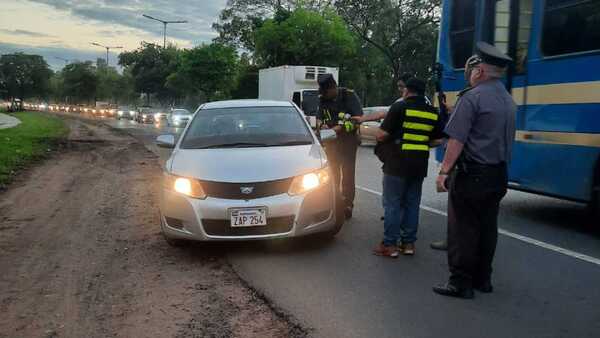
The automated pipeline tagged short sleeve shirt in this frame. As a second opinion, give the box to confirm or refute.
[445,80,517,164]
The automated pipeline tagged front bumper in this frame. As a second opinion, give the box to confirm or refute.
[160,183,339,241]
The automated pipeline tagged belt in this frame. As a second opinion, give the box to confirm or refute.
[455,159,507,175]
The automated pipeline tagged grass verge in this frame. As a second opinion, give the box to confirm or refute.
[0,112,68,187]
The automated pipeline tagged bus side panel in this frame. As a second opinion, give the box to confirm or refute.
[510,142,599,201]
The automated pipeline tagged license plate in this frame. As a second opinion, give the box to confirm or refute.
[230,208,267,227]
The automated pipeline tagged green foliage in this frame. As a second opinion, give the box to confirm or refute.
[118,43,180,106]
[336,0,440,87]
[254,9,356,67]
[61,61,98,104]
[175,43,239,101]
[0,112,68,186]
[0,53,53,101]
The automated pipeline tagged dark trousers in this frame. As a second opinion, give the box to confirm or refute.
[325,137,358,209]
[447,162,507,289]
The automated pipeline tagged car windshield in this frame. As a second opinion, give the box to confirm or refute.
[180,106,313,149]
[172,109,190,115]
[119,106,130,111]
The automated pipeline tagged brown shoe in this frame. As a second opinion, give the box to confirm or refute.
[373,242,399,258]
[399,243,415,256]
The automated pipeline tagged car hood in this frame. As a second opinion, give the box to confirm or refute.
[169,144,325,182]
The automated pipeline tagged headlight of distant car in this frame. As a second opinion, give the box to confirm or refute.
[129,110,135,115]
[154,113,161,119]
[164,174,206,199]
[118,110,123,115]
[143,114,148,118]
[288,167,330,196]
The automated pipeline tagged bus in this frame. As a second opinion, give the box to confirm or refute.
[436,0,600,217]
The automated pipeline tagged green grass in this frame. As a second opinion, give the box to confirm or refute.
[0,112,69,187]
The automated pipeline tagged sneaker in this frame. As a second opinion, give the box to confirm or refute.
[399,243,415,256]
[373,242,399,258]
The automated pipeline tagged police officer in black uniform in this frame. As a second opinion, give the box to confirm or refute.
[316,74,364,219]
[433,42,516,299]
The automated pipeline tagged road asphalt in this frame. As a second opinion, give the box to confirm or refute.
[104,117,600,338]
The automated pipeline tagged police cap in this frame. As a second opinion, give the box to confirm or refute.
[317,73,337,91]
[472,41,513,68]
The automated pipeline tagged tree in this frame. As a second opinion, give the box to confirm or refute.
[96,66,121,103]
[335,0,440,87]
[173,43,239,101]
[61,61,98,104]
[213,0,336,52]
[118,42,180,106]
[231,54,259,99]
[254,9,356,67]
[0,53,53,101]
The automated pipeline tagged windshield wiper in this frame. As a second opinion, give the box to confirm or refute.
[270,140,313,146]
[197,142,270,149]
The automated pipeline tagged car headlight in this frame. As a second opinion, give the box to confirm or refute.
[164,174,206,199]
[155,113,161,119]
[129,110,135,115]
[143,114,148,118]
[118,111,123,115]
[288,167,330,196]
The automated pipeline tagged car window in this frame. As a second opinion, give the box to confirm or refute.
[180,106,313,149]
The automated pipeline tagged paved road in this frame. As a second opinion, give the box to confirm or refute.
[103,116,600,338]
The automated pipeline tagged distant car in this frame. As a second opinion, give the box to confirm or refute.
[153,109,168,123]
[136,107,155,123]
[117,106,136,120]
[167,108,193,127]
[359,106,389,144]
[155,99,344,245]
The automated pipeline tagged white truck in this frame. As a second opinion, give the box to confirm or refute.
[258,65,339,120]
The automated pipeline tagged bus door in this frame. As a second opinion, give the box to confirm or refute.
[480,0,535,192]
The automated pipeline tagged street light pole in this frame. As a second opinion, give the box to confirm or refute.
[90,42,123,67]
[142,14,188,48]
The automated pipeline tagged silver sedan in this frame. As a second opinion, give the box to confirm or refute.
[156,100,344,245]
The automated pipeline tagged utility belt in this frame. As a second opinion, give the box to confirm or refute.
[455,156,507,175]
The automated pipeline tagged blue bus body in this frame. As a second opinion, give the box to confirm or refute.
[436,0,600,204]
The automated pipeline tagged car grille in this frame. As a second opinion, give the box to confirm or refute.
[202,216,295,236]
[199,178,293,200]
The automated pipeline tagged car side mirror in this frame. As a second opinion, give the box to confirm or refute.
[156,134,176,148]
[319,129,336,142]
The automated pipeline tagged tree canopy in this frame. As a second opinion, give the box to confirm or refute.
[0,53,52,101]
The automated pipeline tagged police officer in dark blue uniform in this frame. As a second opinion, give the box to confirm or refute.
[316,74,364,219]
[433,42,517,299]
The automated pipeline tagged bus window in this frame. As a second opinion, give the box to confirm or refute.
[542,0,600,57]
[450,0,476,68]
[516,0,533,73]
[494,0,533,73]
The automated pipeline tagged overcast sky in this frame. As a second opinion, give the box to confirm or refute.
[0,0,228,70]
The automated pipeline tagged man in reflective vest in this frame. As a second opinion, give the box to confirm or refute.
[372,78,445,258]
[316,73,364,219]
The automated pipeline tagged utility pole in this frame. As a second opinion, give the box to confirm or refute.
[90,42,123,67]
[142,14,187,48]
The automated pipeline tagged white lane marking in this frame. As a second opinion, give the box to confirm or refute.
[356,185,600,267]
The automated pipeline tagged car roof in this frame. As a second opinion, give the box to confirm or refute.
[201,99,294,110]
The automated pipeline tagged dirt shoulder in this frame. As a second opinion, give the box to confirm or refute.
[0,117,307,338]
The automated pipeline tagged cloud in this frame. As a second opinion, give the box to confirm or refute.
[0,42,123,71]
[0,29,56,38]
[28,0,226,44]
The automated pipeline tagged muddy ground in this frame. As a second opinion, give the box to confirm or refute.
[0,118,307,338]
